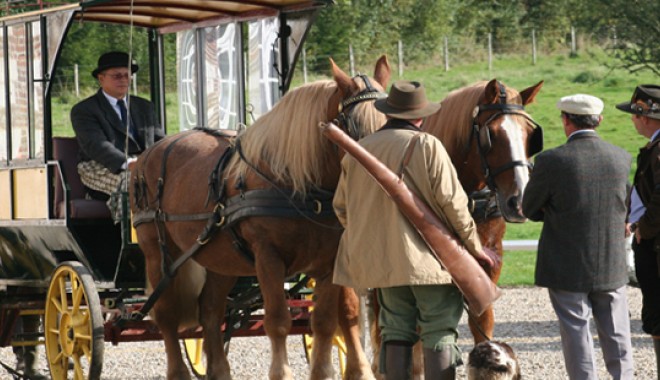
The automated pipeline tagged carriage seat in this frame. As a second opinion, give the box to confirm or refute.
[52,137,111,219]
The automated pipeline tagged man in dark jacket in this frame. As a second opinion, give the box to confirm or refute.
[621,84,660,377]
[71,51,164,206]
[523,94,634,379]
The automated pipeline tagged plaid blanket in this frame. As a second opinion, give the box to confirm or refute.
[77,160,130,222]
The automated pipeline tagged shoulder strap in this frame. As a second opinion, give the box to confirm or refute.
[398,133,422,179]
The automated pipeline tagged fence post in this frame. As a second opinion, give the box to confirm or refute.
[570,26,576,56]
[444,36,449,72]
[349,44,355,76]
[487,33,492,71]
[132,73,137,94]
[532,28,537,65]
[74,63,79,97]
[302,47,308,83]
[398,40,404,78]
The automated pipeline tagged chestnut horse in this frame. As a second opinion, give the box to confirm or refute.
[368,79,544,378]
[425,79,544,343]
[130,57,391,380]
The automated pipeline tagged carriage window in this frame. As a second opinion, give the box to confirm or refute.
[0,28,6,162]
[205,24,239,130]
[247,17,280,121]
[8,23,28,160]
[46,11,72,80]
[177,30,198,131]
[31,21,44,160]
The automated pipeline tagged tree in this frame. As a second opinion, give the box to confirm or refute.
[600,0,660,76]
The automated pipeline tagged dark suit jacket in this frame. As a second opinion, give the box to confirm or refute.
[522,131,632,292]
[71,89,164,173]
[633,137,660,240]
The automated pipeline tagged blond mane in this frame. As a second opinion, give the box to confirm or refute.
[226,78,385,194]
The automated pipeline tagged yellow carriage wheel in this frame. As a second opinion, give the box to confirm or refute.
[183,338,206,379]
[44,261,104,380]
[302,278,347,376]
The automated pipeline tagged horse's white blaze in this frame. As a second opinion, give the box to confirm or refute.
[501,115,530,191]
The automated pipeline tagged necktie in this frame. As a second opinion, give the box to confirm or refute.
[117,99,138,141]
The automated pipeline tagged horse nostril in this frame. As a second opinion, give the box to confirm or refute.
[507,196,521,211]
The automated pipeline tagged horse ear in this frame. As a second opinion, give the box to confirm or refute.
[373,55,391,89]
[484,79,500,104]
[330,58,355,95]
[520,80,544,106]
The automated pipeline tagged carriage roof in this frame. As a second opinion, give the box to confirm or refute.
[1,0,331,30]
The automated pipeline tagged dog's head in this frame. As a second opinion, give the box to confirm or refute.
[467,340,521,380]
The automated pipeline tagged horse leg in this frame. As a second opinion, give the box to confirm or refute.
[140,230,204,380]
[255,254,293,380]
[200,272,237,380]
[307,276,339,380]
[337,286,374,380]
[469,218,506,344]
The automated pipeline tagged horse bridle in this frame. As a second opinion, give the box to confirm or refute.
[335,74,387,140]
[470,81,543,191]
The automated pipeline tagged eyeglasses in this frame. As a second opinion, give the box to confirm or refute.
[103,73,130,81]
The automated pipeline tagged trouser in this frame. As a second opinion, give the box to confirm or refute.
[377,284,464,372]
[78,160,131,222]
[548,287,634,380]
[632,238,660,336]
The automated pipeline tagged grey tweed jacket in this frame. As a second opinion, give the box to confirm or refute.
[522,131,632,292]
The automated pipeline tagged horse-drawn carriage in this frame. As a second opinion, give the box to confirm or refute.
[0,0,548,379]
[0,1,351,379]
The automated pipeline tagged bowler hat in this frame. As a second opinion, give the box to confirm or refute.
[374,80,441,119]
[92,51,139,78]
[556,94,603,115]
[615,85,660,120]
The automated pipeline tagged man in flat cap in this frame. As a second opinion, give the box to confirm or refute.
[523,94,634,379]
[71,51,164,218]
[622,84,660,375]
[333,80,497,380]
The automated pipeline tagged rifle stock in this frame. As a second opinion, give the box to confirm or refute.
[321,121,500,316]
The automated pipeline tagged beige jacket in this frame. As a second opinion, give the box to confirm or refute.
[333,127,482,289]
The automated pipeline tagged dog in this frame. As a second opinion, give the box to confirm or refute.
[467,340,521,380]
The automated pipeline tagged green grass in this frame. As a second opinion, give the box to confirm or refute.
[324,47,655,286]
[499,251,536,286]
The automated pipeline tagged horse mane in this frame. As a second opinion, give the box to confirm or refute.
[424,81,525,158]
[226,78,384,194]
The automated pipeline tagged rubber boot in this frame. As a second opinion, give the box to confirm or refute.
[654,337,660,380]
[423,347,456,380]
[383,342,413,380]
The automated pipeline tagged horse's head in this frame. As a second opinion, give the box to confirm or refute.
[425,79,544,223]
[469,79,544,223]
[327,56,391,142]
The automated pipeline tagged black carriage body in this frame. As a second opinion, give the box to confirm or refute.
[0,0,328,357]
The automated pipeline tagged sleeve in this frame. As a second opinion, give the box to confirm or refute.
[522,153,551,221]
[71,102,126,173]
[424,136,483,257]
[638,148,660,239]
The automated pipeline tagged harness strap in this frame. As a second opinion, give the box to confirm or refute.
[129,239,205,321]
[132,209,214,227]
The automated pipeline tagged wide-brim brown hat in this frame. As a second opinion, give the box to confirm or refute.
[374,80,441,119]
[92,51,139,78]
[615,85,660,120]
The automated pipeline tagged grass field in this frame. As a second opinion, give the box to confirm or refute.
[395,48,654,286]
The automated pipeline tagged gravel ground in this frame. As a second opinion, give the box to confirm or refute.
[0,285,655,379]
